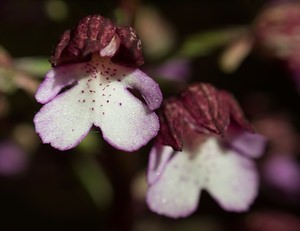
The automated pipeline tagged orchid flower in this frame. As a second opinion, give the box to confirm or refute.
[33,15,162,152]
[146,83,266,218]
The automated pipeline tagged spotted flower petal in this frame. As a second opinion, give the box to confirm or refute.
[93,66,162,151]
[35,62,86,104]
[34,83,93,150]
[34,57,162,151]
[147,138,259,218]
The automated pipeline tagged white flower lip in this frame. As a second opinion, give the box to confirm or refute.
[146,136,264,218]
[34,56,162,152]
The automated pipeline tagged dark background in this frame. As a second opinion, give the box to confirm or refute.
[0,0,299,230]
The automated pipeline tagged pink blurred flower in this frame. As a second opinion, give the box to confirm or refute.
[254,2,300,90]
[254,115,300,202]
[0,141,27,176]
[263,154,300,198]
[154,58,191,82]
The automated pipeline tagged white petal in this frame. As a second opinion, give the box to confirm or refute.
[201,138,259,212]
[123,69,163,111]
[90,60,162,151]
[147,144,174,185]
[93,84,160,151]
[34,84,92,150]
[35,62,86,104]
[146,137,260,218]
[146,147,201,218]
[230,132,266,158]
[35,56,162,152]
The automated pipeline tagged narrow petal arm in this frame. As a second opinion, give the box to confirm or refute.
[35,62,86,104]
[123,69,163,111]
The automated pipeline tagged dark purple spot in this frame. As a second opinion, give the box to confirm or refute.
[106,100,109,103]
[92,100,95,102]
[81,90,84,93]
[117,79,121,82]
[91,107,94,111]
[119,102,122,106]
[102,94,105,96]
[102,112,105,115]
[83,99,86,103]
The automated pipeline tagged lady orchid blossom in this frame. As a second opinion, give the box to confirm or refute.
[33,15,162,152]
[146,83,266,218]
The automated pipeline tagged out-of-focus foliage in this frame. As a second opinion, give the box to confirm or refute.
[177,27,248,58]
[13,57,50,77]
